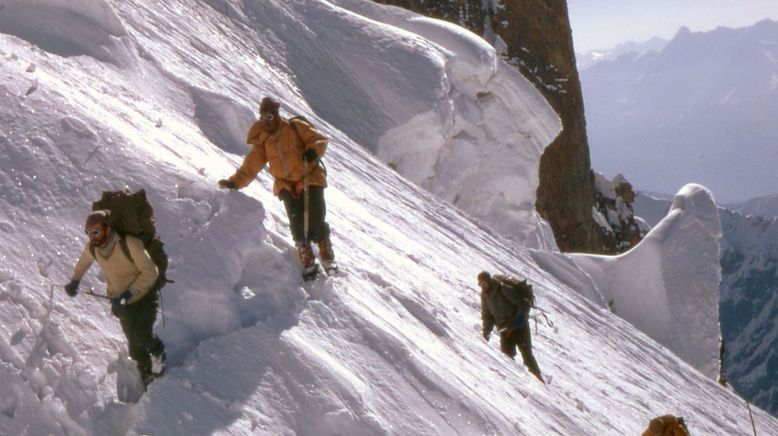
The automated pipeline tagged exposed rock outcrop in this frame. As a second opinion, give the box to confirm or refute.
[593,172,650,252]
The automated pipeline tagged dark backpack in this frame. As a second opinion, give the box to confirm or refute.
[493,274,535,308]
[90,189,169,287]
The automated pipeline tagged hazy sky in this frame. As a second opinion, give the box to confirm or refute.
[567,0,778,52]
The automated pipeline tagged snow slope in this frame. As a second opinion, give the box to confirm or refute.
[573,184,722,379]
[1,0,776,434]
[329,0,562,248]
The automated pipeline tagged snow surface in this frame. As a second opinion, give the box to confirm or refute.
[573,184,722,379]
[1,1,776,435]
[635,192,778,416]
[330,0,562,249]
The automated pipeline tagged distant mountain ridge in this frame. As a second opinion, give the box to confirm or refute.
[576,36,667,70]
[581,19,778,203]
[728,194,778,219]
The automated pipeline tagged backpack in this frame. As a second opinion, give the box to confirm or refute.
[90,188,169,287]
[642,415,690,436]
[493,274,535,308]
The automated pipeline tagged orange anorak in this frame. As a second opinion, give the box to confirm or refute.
[228,118,328,196]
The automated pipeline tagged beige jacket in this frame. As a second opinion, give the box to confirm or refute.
[228,118,328,196]
[71,234,159,304]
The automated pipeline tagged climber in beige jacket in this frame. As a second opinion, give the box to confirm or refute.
[64,210,165,386]
[70,227,158,304]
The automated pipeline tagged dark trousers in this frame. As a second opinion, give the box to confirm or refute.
[500,321,541,376]
[280,186,330,244]
[112,290,164,379]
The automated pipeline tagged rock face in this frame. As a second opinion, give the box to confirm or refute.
[593,173,650,252]
[374,0,614,253]
[719,209,778,416]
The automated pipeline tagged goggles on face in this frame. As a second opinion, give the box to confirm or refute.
[85,227,104,238]
[259,114,275,121]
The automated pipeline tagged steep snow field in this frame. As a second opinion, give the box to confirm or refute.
[1,0,776,434]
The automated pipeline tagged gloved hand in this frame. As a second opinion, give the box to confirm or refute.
[112,290,134,308]
[482,330,491,342]
[64,279,79,297]
[302,148,317,163]
[218,179,237,190]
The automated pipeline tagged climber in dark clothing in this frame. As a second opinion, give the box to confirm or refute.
[479,271,544,383]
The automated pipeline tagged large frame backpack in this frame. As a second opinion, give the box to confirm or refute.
[494,274,535,308]
[90,188,169,287]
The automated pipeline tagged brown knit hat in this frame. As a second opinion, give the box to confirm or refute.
[477,271,491,283]
[259,96,280,114]
[85,210,112,228]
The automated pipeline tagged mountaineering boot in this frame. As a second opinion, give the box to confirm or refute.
[297,243,319,281]
[317,237,338,275]
[151,349,166,378]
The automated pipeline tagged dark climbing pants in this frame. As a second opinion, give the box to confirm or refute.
[500,321,541,376]
[280,186,330,245]
[112,290,164,380]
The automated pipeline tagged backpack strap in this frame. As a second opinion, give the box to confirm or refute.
[119,235,134,264]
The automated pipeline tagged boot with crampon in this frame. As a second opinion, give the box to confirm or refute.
[297,243,319,281]
[317,237,339,275]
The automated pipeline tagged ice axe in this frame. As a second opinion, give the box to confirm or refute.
[83,289,112,300]
[303,158,310,243]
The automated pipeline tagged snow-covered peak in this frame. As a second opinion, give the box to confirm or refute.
[576,36,668,70]
[581,19,778,203]
[728,193,778,219]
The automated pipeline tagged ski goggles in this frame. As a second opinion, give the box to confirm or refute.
[259,114,275,121]
[84,227,104,238]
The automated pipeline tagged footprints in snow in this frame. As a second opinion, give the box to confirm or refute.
[361,269,451,340]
